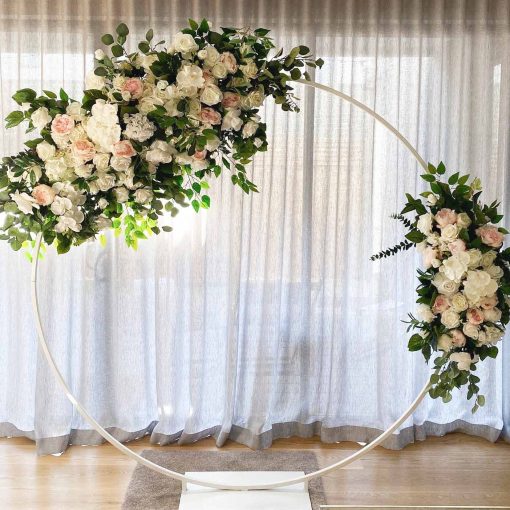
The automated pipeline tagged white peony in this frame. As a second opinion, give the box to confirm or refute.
[50,195,73,215]
[176,64,205,89]
[450,352,473,371]
[440,309,461,329]
[11,191,39,214]
[463,270,498,304]
[417,213,433,234]
[440,252,470,282]
[173,32,199,54]
[31,107,52,129]
[200,84,223,106]
[36,141,56,161]
[221,109,243,131]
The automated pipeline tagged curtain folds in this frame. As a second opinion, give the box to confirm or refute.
[0,0,509,455]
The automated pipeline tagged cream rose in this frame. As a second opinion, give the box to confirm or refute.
[200,84,223,106]
[438,334,453,351]
[221,109,243,131]
[134,187,153,204]
[463,270,498,303]
[416,304,434,323]
[484,307,502,323]
[212,62,228,79]
[456,212,472,228]
[440,223,459,243]
[113,186,130,203]
[173,32,199,54]
[440,309,461,329]
[432,272,460,296]
[486,264,504,280]
[176,64,205,89]
[463,322,479,339]
[450,352,473,371]
[467,249,482,268]
[451,292,469,313]
[481,250,497,268]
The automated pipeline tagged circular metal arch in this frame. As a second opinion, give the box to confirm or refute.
[30,79,431,491]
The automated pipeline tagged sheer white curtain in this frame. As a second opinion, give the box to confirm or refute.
[0,0,509,454]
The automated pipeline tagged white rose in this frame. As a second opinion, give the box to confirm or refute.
[200,45,220,66]
[221,109,243,131]
[416,304,434,323]
[94,49,105,60]
[134,187,153,205]
[450,352,473,371]
[417,213,433,235]
[110,156,131,173]
[432,272,460,296]
[463,270,498,303]
[484,325,504,343]
[467,249,482,268]
[36,141,56,161]
[486,264,504,280]
[240,60,258,79]
[440,223,459,243]
[95,172,116,192]
[440,252,470,282]
[176,64,205,89]
[98,198,109,209]
[481,250,497,268]
[438,334,453,351]
[212,62,228,79]
[113,186,130,203]
[456,212,472,228]
[173,32,199,54]
[484,307,502,323]
[440,309,461,329]
[248,87,265,108]
[93,153,110,171]
[451,292,469,313]
[85,71,106,90]
[427,194,438,205]
[242,120,259,139]
[200,84,223,106]
[31,107,52,129]
[463,322,479,339]
[75,164,93,178]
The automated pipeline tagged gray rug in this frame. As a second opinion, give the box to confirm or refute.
[122,449,326,509]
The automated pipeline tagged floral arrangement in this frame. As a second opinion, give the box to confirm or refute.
[372,162,509,411]
[0,20,323,253]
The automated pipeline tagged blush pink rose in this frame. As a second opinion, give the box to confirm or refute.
[219,52,238,73]
[476,225,504,248]
[451,329,466,347]
[222,92,241,109]
[112,140,136,158]
[448,239,466,254]
[200,107,222,125]
[121,78,144,99]
[51,114,74,136]
[194,150,207,160]
[467,308,484,325]
[202,69,217,84]
[433,295,450,314]
[72,139,96,162]
[435,208,457,228]
[32,184,56,206]
[479,295,498,309]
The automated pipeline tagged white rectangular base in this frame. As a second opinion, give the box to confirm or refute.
[179,471,312,510]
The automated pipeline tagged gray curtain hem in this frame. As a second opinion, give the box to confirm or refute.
[1,419,507,456]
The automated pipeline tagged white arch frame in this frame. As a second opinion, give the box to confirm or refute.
[30,79,431,491]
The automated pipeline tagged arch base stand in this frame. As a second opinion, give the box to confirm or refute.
[179,471,311,510]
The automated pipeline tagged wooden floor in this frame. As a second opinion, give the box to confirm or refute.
[0,434,509,509]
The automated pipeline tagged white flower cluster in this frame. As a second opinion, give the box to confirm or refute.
[415,206,506,366]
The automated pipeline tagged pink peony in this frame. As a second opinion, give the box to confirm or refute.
[32,184,56,206]
[433,295,450,314]
[72,139,96,162]
[451,329,466,347]
[200,107,222,125]
[222,92,241,109]
[194,150,207,160]
[435,208,457,228]
[112,140,136,158]
[51,114,74,136]
[476,225,504,248]
[121,78,144,99]
[466,308,484,325]
[219,52,238,73]
[448,239,466,254]
[479,295,498,309]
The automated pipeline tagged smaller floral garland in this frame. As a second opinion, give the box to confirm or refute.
[372,162,509,411]
[0,20,322,254]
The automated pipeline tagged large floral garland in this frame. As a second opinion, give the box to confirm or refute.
[372,162,509,411]
[0,20,322,253]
